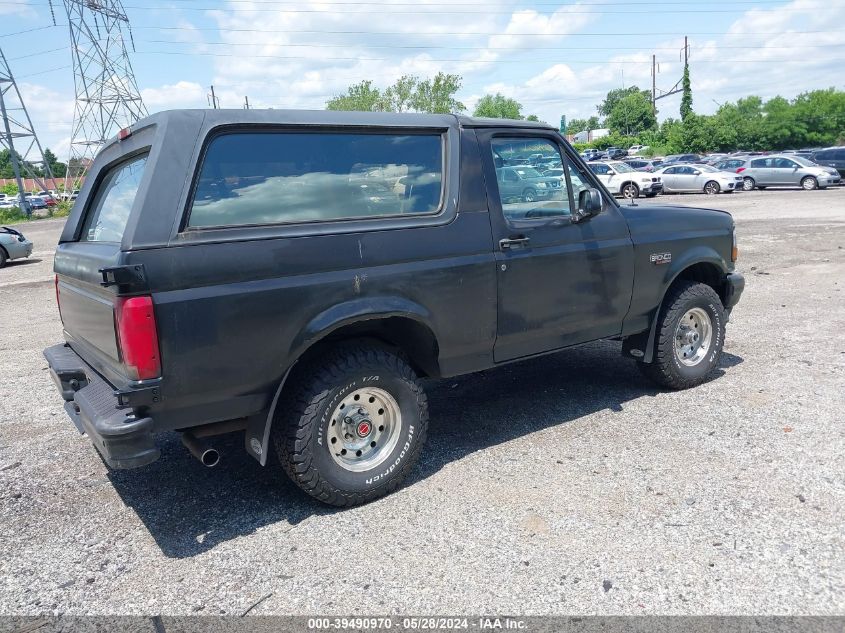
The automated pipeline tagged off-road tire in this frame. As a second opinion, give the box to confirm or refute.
[272,343,428,507]
[638,281,726,390]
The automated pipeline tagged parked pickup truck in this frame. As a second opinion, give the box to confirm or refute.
[45,110,745,507]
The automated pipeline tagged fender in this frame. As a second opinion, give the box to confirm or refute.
[245,296,436,465]
[625,247,729,364]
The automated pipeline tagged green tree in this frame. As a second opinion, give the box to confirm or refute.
[381,75,418,112]
[567,116,601,135]
[326,80,384,112]
[43,148,67,178]
[680,63,693,121]
[473,93,524,119]
[411,72,465,114]
[598,86,652,118]
[604,91,657,136]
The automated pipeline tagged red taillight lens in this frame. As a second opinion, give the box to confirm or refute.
[736,167,746,173]
[115,296,161,380]
[54,274,63,323]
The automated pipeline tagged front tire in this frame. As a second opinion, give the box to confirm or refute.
[0,248,7,268]
[743,177,756,191]
[522,188,537,203]
[273,343,428,507]
[801,176,818,190]
[638,281,726,390]
[704,181,720,195]
[622,183,640,199]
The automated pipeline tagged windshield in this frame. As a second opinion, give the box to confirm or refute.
[792,156,815,167]
[697,165,720,173]
[514,167,543,178]
[610,162,635,173]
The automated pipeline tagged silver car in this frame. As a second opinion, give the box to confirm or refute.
[654,164,744,195]
[0,226,34,267]
[738,155,841,191]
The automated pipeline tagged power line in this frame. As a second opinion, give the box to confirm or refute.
[0,24,65,38]
[131,49,845,65]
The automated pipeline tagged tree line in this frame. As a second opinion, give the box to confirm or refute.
[326,72,845,155]
[0,148,87,181]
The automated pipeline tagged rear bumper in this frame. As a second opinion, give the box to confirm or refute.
[43,343,160,469]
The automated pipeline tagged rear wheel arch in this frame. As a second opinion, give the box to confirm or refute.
[248,314,441,466]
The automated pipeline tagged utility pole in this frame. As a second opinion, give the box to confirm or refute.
[62,0,147,190]
[652,35,689,110]
[243,96,250,110]
[0,48,56,215]
[208,85,220,109]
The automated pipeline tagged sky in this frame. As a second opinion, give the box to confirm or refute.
[1,0,844,160]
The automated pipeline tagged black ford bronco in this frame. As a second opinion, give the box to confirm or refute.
[45,110,744,506]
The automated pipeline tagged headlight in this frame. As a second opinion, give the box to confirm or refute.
[537,182,547,188]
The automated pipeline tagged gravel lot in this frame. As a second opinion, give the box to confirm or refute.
[1,188,843,616]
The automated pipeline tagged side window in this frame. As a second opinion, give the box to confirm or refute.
[589,164,608,175]
[833,150,845,161]
[750,158,767,168]
[188,131,443,228]
[80,153,148,242]
[775,158,796,169]
[490,137,570,222]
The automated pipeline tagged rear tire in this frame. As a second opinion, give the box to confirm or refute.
[743,177,756,191]
[0,248,7,268]
[638,281,726,390]
[801,176,818,190]
[273,342,428,507]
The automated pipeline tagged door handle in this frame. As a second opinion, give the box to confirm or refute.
[499,236,530,250]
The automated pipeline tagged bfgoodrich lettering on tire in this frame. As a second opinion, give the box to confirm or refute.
[638,281,726,390]
[272,342,428,507]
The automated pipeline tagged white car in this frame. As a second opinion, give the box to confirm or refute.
[654,164,744,195]
[587,161,663,199]
[629,144,650,154]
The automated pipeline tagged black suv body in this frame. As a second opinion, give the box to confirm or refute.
[812,147,845,178]
[45,110,744,506]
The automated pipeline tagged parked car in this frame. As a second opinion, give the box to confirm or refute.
[629,144,650,154]
[27,196,48,210]
[738,155,841,190]
[587,160,664,198]
[44,110,744,507]
[663,153,704,165]
[624,158,662,172]
[811,147,845,179]
[710,158,747,173]
[495,165,558,202]
[0,225,34,267]
[654,164,744,195]
[605,147,627,160]
[37,191,58,206]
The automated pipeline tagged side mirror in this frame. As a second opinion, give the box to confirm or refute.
[693,170,701,176]
[607,170,616,176]
[575,188,602,222]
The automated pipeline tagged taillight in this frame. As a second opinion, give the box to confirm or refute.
[54,274,63,323]
[115,296,161,380]
[736,167,746,173]
[732,228,739,263]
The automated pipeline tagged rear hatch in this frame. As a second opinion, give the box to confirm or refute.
[54,132,156,389]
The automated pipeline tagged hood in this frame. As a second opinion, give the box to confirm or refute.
[620,202,734,240]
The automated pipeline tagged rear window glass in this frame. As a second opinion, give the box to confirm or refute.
[81,154,148,242]
[188,131,444,228]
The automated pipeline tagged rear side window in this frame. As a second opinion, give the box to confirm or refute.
[80,154,148,242]
[188,131,444,228]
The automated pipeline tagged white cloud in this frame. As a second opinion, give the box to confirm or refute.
[141,80,206,109]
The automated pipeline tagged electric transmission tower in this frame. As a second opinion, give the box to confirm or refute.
[0,48,56,213]
[61,0,147,184]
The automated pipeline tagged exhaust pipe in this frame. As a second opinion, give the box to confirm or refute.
[181,432,220,468]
